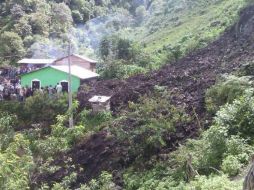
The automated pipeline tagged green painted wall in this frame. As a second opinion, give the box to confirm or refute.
[20,67,80,92]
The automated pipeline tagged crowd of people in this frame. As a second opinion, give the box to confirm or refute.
[0,67,68,102]
[0,80,64,102]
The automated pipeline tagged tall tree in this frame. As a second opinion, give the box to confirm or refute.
[0,32,25,65]
[51,2,73,34]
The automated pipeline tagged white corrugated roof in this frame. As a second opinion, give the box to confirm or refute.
[18,59,56,64]
[50,65,99,79]
[72,54,97,63]
[89,96,111,103]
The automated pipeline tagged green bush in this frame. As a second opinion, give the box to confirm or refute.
[110,90,189,161]
[173,126,253,176]
[0,134,34,190]
[215,89,254,138]
[205,75,253,113]
[221,155,242,176]
[24,92,68,126]
[100,59,146,79]
[30,115,86,159]
[0,92,69,128]
[78,109,112,129]
[0,113,16,151]
[79,172,117,190]
[186,175,242,190]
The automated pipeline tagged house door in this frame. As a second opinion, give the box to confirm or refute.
[32,80,40,90]
[61,81,68,93]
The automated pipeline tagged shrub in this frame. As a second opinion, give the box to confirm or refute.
[0,134,34,190]
[79,172,117,190]
[205,75,252,113]
[111,91,189,160]
[24,92,68,126]
[100,59,146,79]
[186,175,242,190]
[221,155,242,176]
[78,109,112,129]
[0,113,16,151]
[31,115,86,159]
[215,89,254,139]
[173,126,253,176]
[0,92,69,128]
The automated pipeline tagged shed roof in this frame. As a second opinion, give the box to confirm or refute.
[18,59,56,65]
[72,54,97,63]
[54,54,97,63]
[89,96,111,103]
[21,65,99,80]
[50,65,99,79]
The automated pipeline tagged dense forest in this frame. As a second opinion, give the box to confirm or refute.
[1,0,254,189]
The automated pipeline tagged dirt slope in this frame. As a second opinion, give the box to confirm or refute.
[35,5,254,188]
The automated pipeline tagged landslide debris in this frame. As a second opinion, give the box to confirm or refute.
[35,5,254,189]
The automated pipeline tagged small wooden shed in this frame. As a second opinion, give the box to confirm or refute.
[53,54,97,72]
[89,96,111,113]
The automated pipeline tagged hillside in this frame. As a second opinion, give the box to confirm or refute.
[37,3,254,189]
[1,0,254,190]
[0,0,249,67]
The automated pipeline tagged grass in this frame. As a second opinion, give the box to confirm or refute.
[124,0,249,54]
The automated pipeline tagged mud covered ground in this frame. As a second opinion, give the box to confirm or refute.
[34,5,254,188]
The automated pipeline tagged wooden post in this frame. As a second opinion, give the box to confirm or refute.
[68,41,74,128]
[243,155,254,190]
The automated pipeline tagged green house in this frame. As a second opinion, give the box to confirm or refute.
[20,65,99,92]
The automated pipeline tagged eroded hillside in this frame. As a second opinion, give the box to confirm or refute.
[33,4,254,189]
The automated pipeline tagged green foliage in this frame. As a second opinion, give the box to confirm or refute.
[215,89,254,139]
[124,164,180,190]
[13,16,32,38]
[239,61,254,76]
[0,113,16,151]
[100,58,146,79]
[135,5,147,24]
[111,89,189,159]
[51,3,73,34]
[30,12,50,36]
[0,31,25,65]
[174,127,253,176]
[21,92,68,127]
[165,44,183,62]
[221,155,242,176]
[29,115,86,159]
[40,172,78,190]
[78,109,112,129]
[185,175,242,190]
[0,133,34,190]
[79,172,117,190]
[123,128,250,189]
[99,37,137,61]
[205,75,253,113]
[99,36,160,79]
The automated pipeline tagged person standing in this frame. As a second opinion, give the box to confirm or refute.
[3,85,10,100]
[56,83,62,97]
[0,83,4,94]
[48,85,53,98]
[19,87,25,102]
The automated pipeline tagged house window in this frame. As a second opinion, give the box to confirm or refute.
[60,80,68,93]
[31,79,41,90]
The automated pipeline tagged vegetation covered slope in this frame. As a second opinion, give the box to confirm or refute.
[0,0,249,68]
[1,0,254,190]
[35,2,254,189]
